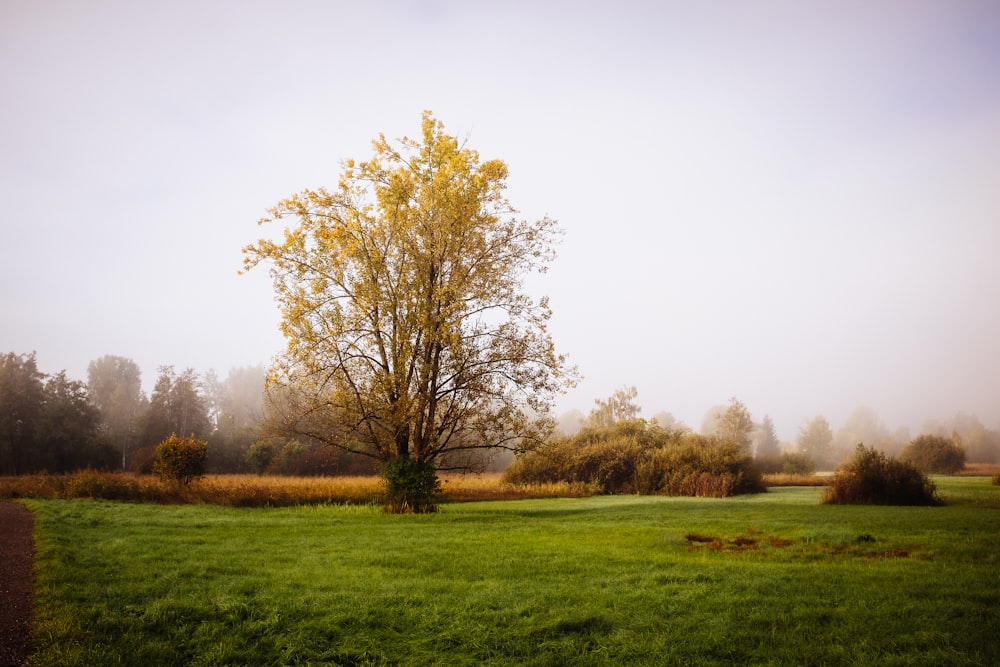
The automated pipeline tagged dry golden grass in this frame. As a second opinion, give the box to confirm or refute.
[438,472,594,502]
[0,471,593,507]
[761,473,831,487]
[957,462,1000,477]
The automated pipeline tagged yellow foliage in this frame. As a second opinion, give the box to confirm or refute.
[243,112,577,469]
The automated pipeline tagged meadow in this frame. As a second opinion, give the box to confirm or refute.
[20,476,1000,666]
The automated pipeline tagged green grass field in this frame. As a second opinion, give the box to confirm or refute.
[24,478,1000,666]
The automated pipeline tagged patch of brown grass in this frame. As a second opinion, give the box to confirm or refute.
[683,529,919,560]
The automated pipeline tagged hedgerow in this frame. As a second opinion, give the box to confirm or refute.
[504,420,765,497]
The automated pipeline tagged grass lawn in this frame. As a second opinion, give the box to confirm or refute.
[25,478,1000,666]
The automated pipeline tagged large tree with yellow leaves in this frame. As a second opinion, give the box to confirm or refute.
[243,113,576,510]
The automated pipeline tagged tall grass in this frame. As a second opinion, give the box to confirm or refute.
[1,471,591,507]
[22,478,1000,666]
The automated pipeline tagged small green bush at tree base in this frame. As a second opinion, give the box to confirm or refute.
[382,457,441,513]
[823,444,941,506]
[153,434,208,485]
[898,434,966,474]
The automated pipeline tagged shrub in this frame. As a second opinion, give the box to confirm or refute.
[781,451,815,475]
[130,445,158,475]
[753,454,783,475]
[823,444,940,506]
[898,434,966,474]
[270,440,306,475]
[153,434,208,485]
[245,439,279,475]
[504,422,765,497]
[382,457,441,513]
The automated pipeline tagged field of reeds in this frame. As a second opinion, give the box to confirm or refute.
[0,471,594,507]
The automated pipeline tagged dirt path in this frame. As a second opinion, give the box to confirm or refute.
[0,503,32,667]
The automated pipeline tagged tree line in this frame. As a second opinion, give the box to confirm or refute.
[0,352,358,476]
[4,351,996,480]
[553,387,1000,472]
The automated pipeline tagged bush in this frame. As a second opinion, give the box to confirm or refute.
[245,439,279,475]
[780,451,815,475]
[898,434,966,474]
[753,454,783,475]
[153,434,208,485]
[504,421,765,498]
[823,444,940,506]
[382,457,441,513]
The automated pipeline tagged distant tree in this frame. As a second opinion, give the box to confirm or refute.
[140,367,211,447]
[715,397,754,452]
[205,365,266,472]
[650,411,683,431]
[798,416,834,469]
[899,434,966,474]
[0,352,46,474]
[245,438,279,474]
[87,355,146,469]
[699,404,726,436]
[832,407,902,458]
[753,414,781,459]
[244,113,576,511]
[555,409,584,436]
[585,386,641,429]
[924,413,1000,464]
[35,371,111,472]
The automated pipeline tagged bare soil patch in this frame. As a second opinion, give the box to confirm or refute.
[0,503,32,667]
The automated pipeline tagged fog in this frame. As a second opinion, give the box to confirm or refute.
[3,1,999,443]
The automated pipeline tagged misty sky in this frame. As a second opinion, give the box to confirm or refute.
[2,1,999,441]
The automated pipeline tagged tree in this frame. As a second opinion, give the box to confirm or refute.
[650,411,684,432]
[899,434,966,474]
[140,367,210,448]
[798,416,834,469]
[584,386,641,429]
[832,406,901,458]
[715,397,754,452]
[243,112,576,511]
[204,365,266,472]
[924,412,1000,463]
[555,409,584,437]
[753,414,781,459]
[87,355,146,469]
[35,371,111,472]
[0,352,45,473]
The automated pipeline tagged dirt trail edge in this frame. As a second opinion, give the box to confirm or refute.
[0,503,33,667]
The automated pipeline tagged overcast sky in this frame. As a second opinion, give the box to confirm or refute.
[3,1,999,441]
